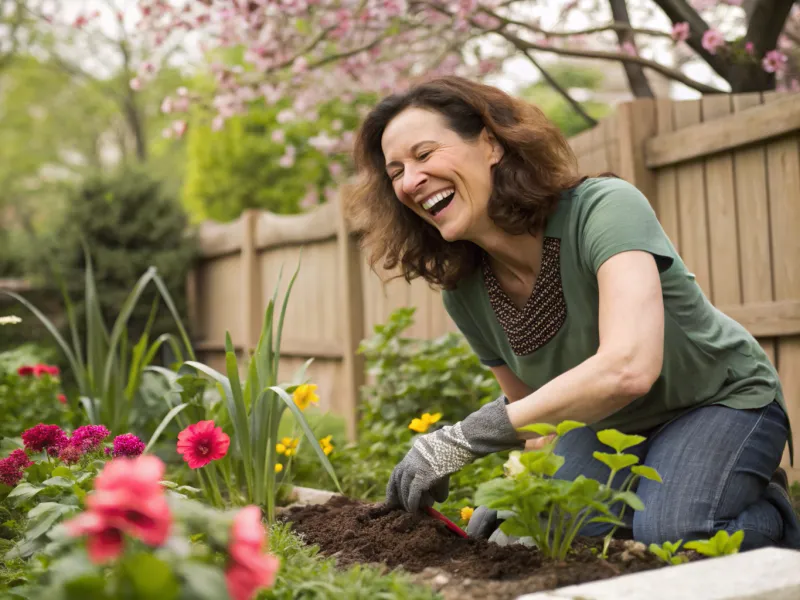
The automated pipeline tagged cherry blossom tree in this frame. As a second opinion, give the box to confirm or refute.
[132,0,797,158]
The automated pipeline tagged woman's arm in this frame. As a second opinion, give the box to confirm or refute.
[490,364,534,403]
[505,250,665,430]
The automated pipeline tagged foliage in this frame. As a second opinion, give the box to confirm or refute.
[0,365,74,439]
[474,422,662,560]
[519,64,612,137]
[3,244,195,437]
[32,166,197,345]
[683,530,744,557]
[263,522,439,600]
[648,540,688,565]
[151,257,340,522]
[181,96,370,223]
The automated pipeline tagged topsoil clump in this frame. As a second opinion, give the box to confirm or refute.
[282,496,700,600]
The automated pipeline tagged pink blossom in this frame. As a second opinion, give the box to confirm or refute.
[172,120,188,138]
[0,450,33,486]
[672,22,690,43]
[130,78,142,91]
[762,50,788,74]
[271,129,285,144]
[161,97,173,113]
[70,425,110,452]
[225,506,280,600]
[621,42,637,56]
[278,148,296,168]
[177,421,230,469]
[212,115,226,131]
[745,42,754,55]
[110,434,145,458]
[21,424,68,455]
[701,29,725,55]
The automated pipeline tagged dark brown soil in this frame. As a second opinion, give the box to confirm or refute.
[282,496,701,600]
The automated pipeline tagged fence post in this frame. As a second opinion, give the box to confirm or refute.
[240,210,259,360]
[335,196,364,442]
[615,98,658,207]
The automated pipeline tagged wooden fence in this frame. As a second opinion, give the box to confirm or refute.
[188,92,800,480]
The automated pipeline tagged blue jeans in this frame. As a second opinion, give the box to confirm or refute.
[553,400,800,550]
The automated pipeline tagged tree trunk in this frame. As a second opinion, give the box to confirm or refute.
[122,89,147,162]
[728,64,775,93]
[608,0,654,97]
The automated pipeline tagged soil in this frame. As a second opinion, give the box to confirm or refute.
[281,496,701,600]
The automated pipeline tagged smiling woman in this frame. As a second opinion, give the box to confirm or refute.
[341,76,800,553]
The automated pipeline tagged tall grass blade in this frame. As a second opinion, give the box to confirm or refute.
[151,273,196,362]
[273,254,302,382]
[223,332,254,499]
[144,403,190,453]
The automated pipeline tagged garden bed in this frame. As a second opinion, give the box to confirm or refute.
[281,495,698,600]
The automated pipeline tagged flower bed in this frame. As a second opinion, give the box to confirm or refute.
[281,495,698,600]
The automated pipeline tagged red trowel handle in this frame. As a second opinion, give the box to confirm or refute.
[424,506,469,538]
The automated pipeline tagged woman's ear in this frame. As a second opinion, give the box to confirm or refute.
[483,128,504,166]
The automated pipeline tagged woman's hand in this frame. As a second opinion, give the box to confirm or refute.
[525,434,556,450]
[385,396,525,512]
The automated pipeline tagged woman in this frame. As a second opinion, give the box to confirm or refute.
[343,75,799,550]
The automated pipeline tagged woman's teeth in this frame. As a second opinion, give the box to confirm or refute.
[422,188,454,211]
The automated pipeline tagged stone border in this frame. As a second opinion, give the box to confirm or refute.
[517,547,800,600]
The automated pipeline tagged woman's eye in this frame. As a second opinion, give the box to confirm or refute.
[418,151,431,160]
[390,171,402,180]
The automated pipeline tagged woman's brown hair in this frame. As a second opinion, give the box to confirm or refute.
[343,75,584,290]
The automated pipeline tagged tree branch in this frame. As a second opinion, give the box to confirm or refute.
[745,0,795,57]
[522,50,597,127]
[650,0,731,82]
[609,0,654,98]
[478,11,725,94]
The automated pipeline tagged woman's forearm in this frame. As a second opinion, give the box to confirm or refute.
[505,349,655,432]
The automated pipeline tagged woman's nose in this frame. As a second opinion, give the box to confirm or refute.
[402,166,427,197]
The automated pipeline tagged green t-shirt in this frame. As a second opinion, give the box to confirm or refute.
[443,177,790,443]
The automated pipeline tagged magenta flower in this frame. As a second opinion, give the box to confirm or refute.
[0,450,34,486]
[110,434,146,458]
[762,50,788,74]
[671,22,690,43]
[58,445,83,466]
[21,424,68,455]
[70,425,111,452]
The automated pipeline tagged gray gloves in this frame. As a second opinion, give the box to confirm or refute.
[385,396,524,512]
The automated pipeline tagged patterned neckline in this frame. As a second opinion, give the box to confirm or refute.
[481,237,568,356]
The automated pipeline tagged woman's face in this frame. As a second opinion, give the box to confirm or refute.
[381,107,503,243]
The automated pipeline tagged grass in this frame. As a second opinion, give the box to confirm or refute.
[791,482,800,517]
[264,522,440,600]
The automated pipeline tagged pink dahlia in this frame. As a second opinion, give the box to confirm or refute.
[225,506,280,600]
[177,420,230,469]
[110,433,145,458]
[69,425,111,452]
[21,424,68,455]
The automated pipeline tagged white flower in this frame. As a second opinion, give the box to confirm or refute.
[504,451,526,478]
[0,316,21,325]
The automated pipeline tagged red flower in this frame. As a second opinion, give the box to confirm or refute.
[17,366,34,376]
[64,512,124,564]
[33,364,59,378]
[225,506,280,600]
[109,433,145,458]
[64,455,172,563]
[58,444,83,465]
[0,450,34,486]
[69,425,110,452]
[21,424,68,455]
[58,394,67,404]
[177,420,230,469]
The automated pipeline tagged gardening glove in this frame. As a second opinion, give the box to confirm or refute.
[467,506,532,546]
[385,396,524,513]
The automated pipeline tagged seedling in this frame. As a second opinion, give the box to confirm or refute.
[649,539,688,565]
[684,529,744,557]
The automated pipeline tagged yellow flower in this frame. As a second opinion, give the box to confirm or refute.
[276,443,286,454]
[275,463,283,473]
[319,435,334,456]
[293,384,320,411]
[284,449,294,457]
[408,412,444,433]
[460,506,474,522]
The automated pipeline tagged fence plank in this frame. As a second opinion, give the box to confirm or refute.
[732,93,776,365]
[653,99,679,249]
[646,93,800,167]
[763,93,800,478]
[673,99,712,299]
[702,95,741,307]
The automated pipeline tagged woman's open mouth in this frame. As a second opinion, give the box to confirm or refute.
[421,189,455,217]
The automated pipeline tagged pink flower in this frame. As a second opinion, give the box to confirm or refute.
[762,50,788,74]
[130,78,142,91]
[70,425,110,452]
[226,506,280,600]
[621,41,637,56]
[58,444,83,465]
[65,455,172,563]
[33,364,59,378]
[745,41,754,55]
[172,120,187,138]
[21,424,68,455]
[672,22,690,43]
[17,365,34,376]
[0,450,34,486]
[702,29,725,55]
[58,394,67,404]
[177,421,230,469]
[110,434,145,458]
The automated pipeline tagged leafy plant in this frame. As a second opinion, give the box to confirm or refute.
[648,540,688,565]
[683,530,744,557]
[474,421,662,560]
[151,256,340,522]
[0,367,73,439]
[3,243,195,437]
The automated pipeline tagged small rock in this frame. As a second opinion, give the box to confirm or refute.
[432,574,450,587]
[622,540,647,559]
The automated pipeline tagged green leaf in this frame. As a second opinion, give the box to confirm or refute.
[474,477,517,508]
[64,574,112,599]
[176,563,229,600]
[51,466,73,479]
[596,429,646,453]
[613,490,645,511]
[499,517,531,538]
[520,450,565,477]
[592,451,639,473]
[631,465,663,483]
[120,554,179,600]
[143,402,189,454]
[24,502,78,543]
[517,423,557,436]
[7,483,43,504]
[41,477,75,489]
[724,530,744,554]
[555,420,586,436]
